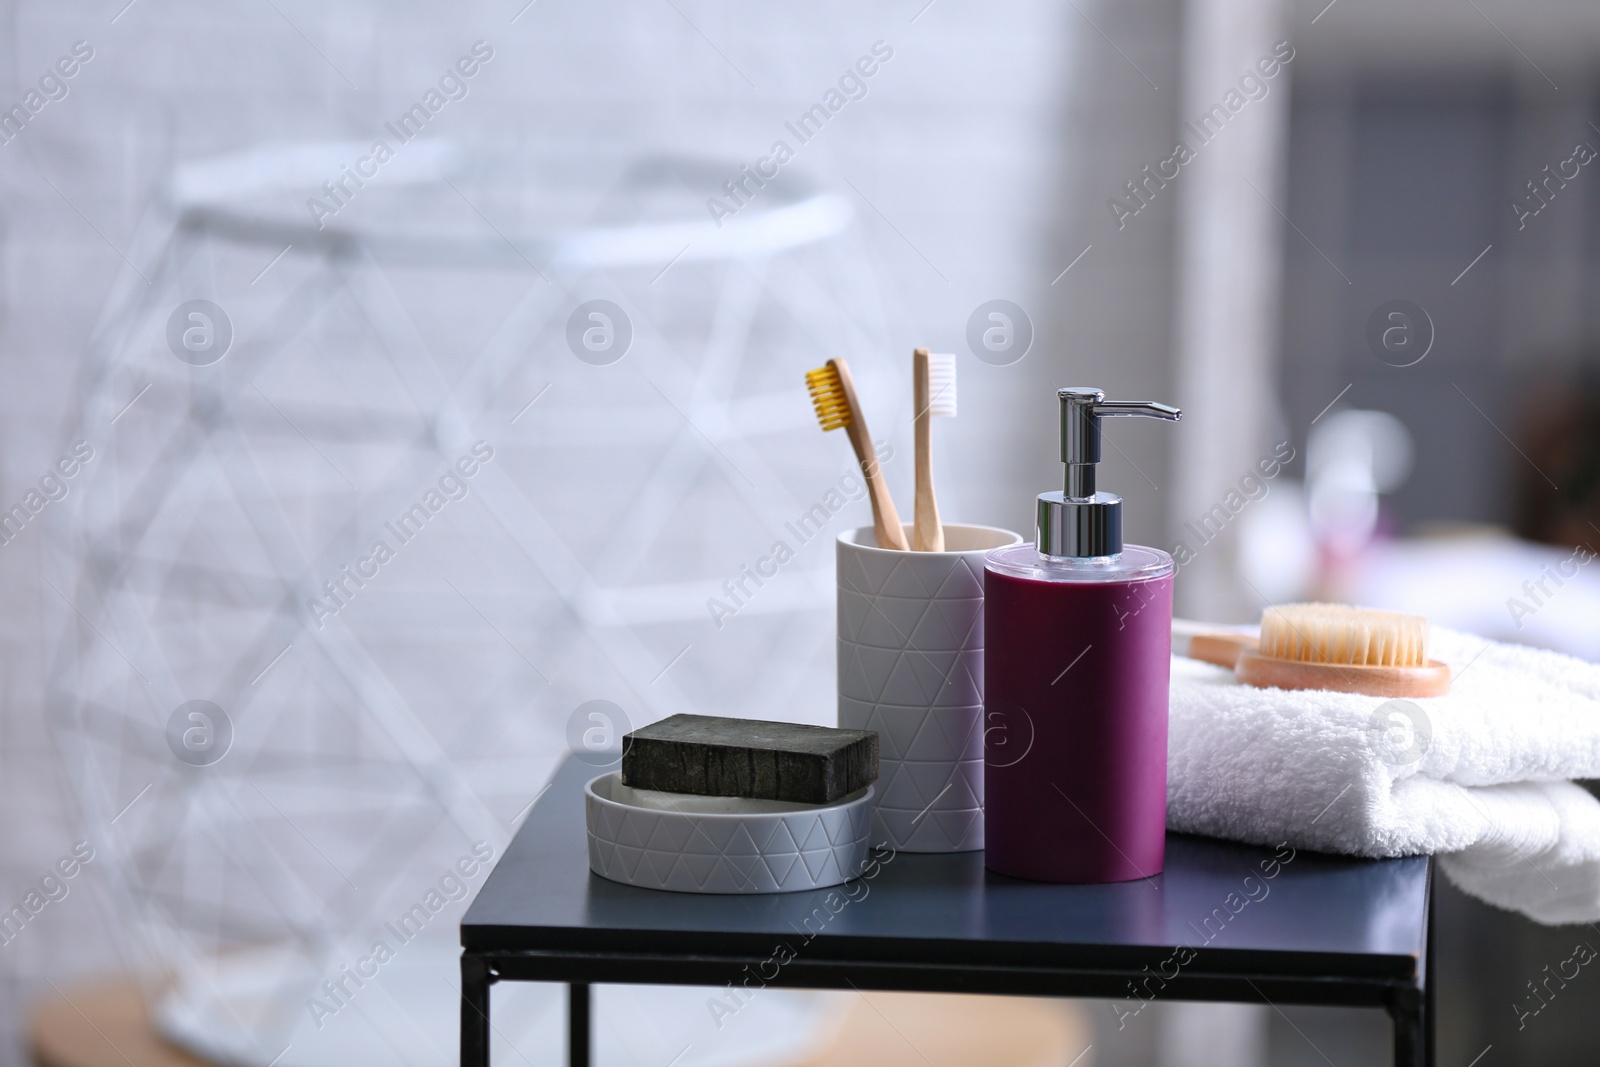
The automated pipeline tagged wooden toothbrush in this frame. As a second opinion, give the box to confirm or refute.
[805,357,909,550]
[913,349,956,551]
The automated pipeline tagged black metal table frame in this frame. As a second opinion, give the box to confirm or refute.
[460,886,1433,1067]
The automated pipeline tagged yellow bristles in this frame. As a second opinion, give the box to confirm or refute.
[1258,603,1429,668]
[805,363,850,432]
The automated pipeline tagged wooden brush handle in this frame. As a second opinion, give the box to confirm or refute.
[912,348,944,552]
[1173,618,1255,666]
[831,358,908,551]
[1187,632,1256,669]
[1235,651,1452,698]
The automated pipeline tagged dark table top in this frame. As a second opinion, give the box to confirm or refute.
[463,756,1429,983]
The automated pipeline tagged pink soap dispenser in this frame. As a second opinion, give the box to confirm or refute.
[984,387,1181,883]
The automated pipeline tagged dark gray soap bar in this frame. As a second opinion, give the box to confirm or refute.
[621,714,879,805]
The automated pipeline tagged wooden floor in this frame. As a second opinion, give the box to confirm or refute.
[787,991,1090,1067]
[33,979,1091,1067]
[32,982,213,1067]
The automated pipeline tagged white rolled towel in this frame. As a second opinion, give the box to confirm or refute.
[1168,627,1600,924]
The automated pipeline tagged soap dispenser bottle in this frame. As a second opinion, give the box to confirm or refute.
[984,387,1181,883]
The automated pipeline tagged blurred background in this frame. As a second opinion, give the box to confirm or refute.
[4,0,1600,1065]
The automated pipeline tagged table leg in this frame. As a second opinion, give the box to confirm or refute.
[1387,986,1425,1067]
[569,982,591,1067]
[1426,879,1436,1067]
[461,956,492,1067]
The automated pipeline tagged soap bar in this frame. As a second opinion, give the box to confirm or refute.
[621,714,878,805]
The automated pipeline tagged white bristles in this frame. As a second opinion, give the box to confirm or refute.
[926,352,957,417]
[1258,603,1429,668]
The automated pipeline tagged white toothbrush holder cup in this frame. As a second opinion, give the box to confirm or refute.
[836,523,1023,853]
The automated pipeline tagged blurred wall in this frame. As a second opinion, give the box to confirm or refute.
[0,2,1201,1063]
[1280,2,1600,1064]
[1281,0,1600,535]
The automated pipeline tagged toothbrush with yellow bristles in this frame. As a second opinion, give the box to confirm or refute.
[805,358,909,551]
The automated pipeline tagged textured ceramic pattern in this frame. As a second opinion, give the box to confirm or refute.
[585,774,874,893]
[836,524,1022,853]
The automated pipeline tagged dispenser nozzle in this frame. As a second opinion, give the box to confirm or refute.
[1040,387,1183,557]
[1057,388,1183,499]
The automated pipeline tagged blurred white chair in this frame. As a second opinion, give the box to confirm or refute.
[49,142,887,1067]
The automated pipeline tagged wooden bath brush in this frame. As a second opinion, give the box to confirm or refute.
[1179,602,1452,698]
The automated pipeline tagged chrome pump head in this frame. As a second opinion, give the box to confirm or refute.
[1037,387,1181,558]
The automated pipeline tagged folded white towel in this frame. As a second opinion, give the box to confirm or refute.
[1168,627,1600,924]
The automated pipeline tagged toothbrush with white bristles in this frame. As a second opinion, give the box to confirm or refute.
[913,349,956,551]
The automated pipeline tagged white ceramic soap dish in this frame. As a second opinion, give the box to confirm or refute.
[585,773,874,894]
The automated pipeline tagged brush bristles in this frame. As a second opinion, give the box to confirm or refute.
[805,364,850,432]
[1259,603,1429,668]
[927,352,957,417]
